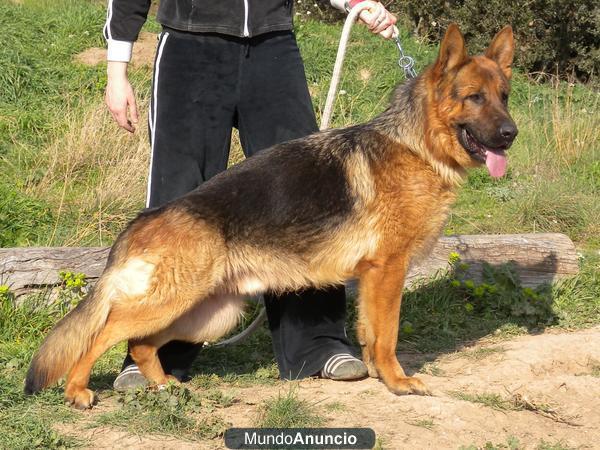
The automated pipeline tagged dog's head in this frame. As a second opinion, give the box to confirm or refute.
[428,24,517,178]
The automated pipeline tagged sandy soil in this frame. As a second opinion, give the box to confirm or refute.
[58,327,600,449]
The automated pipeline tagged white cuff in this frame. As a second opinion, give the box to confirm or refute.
[106,39,133,62]
[330,0,347,11]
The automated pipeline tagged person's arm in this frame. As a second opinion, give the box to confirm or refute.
[329,0,397,39]
[104,0,152,132]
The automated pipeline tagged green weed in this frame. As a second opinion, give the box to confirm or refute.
[95,383,227,440]
[406,418,436,429]
[460,435,521,450]
[323,401,346,412]
[449,391,514,411]
[397,260,556,352]
[460,346,506,361]
[256,386,325,428]
[0,291,81,448]
[536,440,575,450]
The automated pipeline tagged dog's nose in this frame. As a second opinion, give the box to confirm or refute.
[499,121,518,142]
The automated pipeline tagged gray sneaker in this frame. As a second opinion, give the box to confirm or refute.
[113,364,148,391]
[320,353,368,381]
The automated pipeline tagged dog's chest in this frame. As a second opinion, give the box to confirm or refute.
[373,163,456,257]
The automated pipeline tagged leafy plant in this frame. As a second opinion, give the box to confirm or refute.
[452,259,556,327]
[0,285,13,304]
[96,383,227,440]
[396,253,559,352]
[393,0,599,82]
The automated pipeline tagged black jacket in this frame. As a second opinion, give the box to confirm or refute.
[103,0,295,43]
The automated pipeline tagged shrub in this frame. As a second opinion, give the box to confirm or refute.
[392,0,599,82]
[294,0,599,81]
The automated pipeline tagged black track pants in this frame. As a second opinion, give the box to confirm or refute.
[124,29,352,380]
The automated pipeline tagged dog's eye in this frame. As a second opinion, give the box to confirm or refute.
[501,92,509,105]
[466,93,484,104]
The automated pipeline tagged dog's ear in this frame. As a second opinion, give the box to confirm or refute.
[435,23,467,74]
[485,25,515,79]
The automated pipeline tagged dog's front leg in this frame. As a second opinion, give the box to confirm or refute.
[357,257,430,396]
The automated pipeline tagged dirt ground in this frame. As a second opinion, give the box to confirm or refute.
[57,327,600,449]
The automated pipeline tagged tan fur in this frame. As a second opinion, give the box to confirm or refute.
[26,24,516,407]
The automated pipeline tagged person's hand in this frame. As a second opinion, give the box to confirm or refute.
[105,61,139,133]
[355,1,397,39]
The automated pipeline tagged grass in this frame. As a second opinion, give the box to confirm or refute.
[460,437,575,450]
[0,0,154,246]
[449,391,515,411]
[406,418,436,430]
[1,2,598,250]
[256,386,325,428]
[450,390,580,426]
[0,0,599,447]
[0,293,81,448]
[388,254,600,353]
[94,384,228,441]
[459,436,521,450]
[459,346,506,360]
[323,401,346,412]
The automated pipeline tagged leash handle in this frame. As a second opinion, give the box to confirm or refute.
[320,1,376,130]
[321,4,417,130]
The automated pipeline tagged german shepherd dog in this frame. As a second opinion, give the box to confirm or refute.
[26,24,517,408]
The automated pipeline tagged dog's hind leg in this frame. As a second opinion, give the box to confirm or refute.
[128,294,247,385]
[358,256,430,396]
[128,337,176,386]
[64,318,127,409]
[63,298,207,408]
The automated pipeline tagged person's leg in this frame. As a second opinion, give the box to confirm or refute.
[146,30,239,205]
[237,31,366,380]
[115,30,240,390]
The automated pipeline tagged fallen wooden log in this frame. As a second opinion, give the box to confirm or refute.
[0,233,579,297]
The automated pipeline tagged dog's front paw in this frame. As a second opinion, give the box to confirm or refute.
[366,363,379,378]
[386,376,430,396]
[65,388,96,409]
[155,374,181,390]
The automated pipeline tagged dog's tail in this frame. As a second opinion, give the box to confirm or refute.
[24,278,112,395]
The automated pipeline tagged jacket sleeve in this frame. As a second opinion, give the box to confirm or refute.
[103,0,152,62]
[329,0,364,12]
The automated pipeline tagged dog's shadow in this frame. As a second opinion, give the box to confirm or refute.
[190,326,277,380]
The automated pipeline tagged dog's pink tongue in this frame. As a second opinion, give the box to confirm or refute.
[486,150,507,178]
